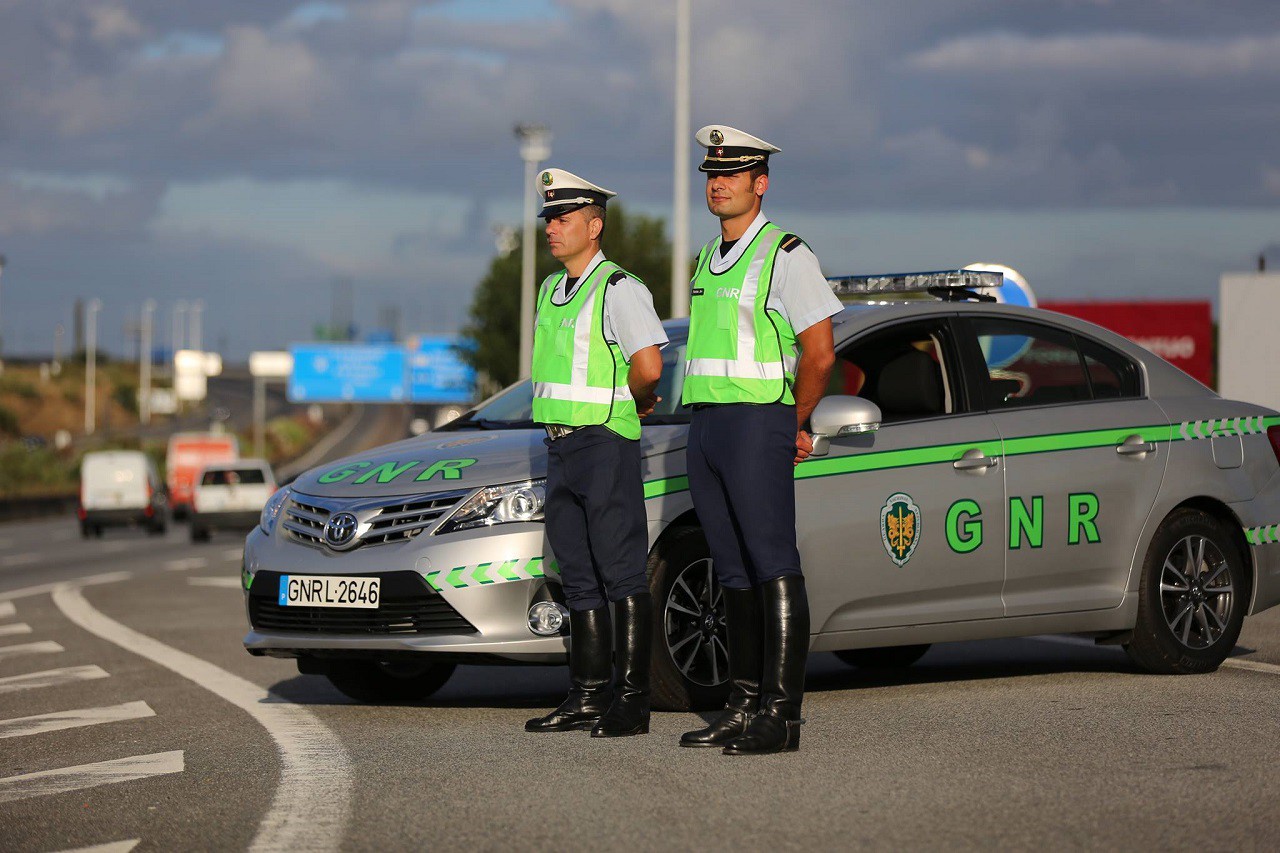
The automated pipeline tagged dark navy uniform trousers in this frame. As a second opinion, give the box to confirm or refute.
[686,403,804,590]
[544,426,649,611]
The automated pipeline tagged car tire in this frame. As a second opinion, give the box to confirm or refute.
[149,521,167,536]
[649,526,732,713]
[190,525,211,543]
[324,660,456,703]
[834,644,931,670]
[93,525,104,539]
[80,522,92,540]
[1125,508,1247,675]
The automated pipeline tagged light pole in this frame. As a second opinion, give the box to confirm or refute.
[140,299,156,425]
[85,298,102,435]
[189,299,204,353]
[515,123,551,379]
[172,300,187,371]
[0,254,6,356]
[670,0,691,319]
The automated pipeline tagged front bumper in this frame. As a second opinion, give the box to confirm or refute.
[241,522,569,664]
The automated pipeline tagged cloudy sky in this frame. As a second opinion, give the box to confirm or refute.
[2,0,1278,359]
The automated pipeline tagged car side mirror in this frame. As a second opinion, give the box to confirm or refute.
[808,396,883,457]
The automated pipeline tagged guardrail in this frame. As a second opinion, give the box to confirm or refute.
[0,493,78,523]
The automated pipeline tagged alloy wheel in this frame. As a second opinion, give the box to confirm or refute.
[662,557,729,687]
[1159,534,1234,650]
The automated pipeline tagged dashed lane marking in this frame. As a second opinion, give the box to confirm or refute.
[55,841,140,853]
[53,583,353,853]
[0,700,155,740]
[0,665,110,695]
[0,572,131,602]
[0,750,184,804]
[0,623,31,637]
[188,577,242,588]
[0,601,13,618]
[1,553,41,568]
[165,557,208,572]
[221,548,244,561]
[0,640,64,662]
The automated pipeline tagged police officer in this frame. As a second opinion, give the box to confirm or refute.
[524,169,668,738]
[679,126,841,754]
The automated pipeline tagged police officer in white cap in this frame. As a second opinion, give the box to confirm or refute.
[679,126,841,754]
[524,169,668,738]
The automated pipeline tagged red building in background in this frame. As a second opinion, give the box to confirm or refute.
[1041,301,1214,388]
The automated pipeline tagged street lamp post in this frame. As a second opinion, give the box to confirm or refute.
[85,298,102,435]
[515,123,552,379]
[0,254,7,357]
[140,299,156,425]
[189,299,204,353]
[670,0,691,319]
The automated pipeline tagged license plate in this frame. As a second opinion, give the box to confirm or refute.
[278,575,380,609]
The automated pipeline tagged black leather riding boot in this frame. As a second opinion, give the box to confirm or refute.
[525,605,612,732]
[591,593,652,737]
[680,585,761,747]
[723,575,809,755]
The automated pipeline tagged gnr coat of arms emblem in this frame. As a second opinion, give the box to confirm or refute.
[881,492,921,567]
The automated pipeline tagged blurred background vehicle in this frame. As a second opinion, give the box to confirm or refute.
[78,449,167,538]
[166,432,240,520]
[190,459,276,543]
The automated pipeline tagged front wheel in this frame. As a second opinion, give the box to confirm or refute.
[1125,509,1247,674]
[648,527,731,712]
[324,660,456,703]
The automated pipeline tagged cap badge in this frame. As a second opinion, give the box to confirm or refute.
[709,129,724,145]
[540,171,553,186]
[715,147,724,157]
[545,190,553,199]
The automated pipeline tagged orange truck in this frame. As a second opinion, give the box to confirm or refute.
[165,432,240,519]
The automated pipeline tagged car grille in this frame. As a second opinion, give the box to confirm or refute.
[248,571,477,636]
[282,489,470,551]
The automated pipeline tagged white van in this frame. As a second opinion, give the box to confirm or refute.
[78,450,168,538]
[190,459,276,543]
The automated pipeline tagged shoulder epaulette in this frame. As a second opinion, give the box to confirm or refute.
[780,233,806,254]
[607,270,644,287]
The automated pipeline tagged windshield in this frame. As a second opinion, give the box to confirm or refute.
[441,338,689,430]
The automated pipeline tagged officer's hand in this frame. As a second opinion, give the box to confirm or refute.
[637,394,661,418]
[795,429,814,465]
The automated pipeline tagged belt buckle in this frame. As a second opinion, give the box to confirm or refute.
[545,424,577,441]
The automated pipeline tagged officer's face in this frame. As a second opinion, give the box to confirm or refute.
[706,170,767,219]
[545,209,601,261]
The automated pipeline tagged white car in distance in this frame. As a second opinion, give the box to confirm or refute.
[191,460,277,543]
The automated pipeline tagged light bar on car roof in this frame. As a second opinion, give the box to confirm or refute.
[827,269,1004,297]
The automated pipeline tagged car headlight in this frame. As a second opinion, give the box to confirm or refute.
[437,479,546,535]
[260,485,293,535]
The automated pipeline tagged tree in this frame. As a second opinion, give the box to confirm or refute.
[462,204,676,389]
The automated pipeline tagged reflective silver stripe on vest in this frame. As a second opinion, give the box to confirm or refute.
[569,275,597,391]
[532,382,616,404]
[684,358,784,380]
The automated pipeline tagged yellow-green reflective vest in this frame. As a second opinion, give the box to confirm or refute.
[682,222,797,406]
[531,260,640,440]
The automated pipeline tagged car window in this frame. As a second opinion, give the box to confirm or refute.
[970,317,1137,408]
[201,468,267,486]
[830,321,956,423]
[445,337,690,428]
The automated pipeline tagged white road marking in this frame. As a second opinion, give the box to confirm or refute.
[53,583,353,853]
[0,750,183,804]
[55,841,140,853]
[0,571,131,602]
[165,557,208,572]
[222,547,244,561]
[1,553,41,568]
[0,623,32,637]
[0,665,110,694]
[0,640,64,661]
[0,601,13,618]
[0,700,155,740]
[188,577,242,588]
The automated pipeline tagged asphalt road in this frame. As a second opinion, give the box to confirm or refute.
[3,513,1280,852]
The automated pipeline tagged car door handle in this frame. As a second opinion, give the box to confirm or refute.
[1116,435,1156,456]
[953,449,998,471]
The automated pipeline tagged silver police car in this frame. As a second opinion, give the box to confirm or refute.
[243,271,1280,709]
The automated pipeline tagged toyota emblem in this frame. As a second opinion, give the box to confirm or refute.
[324,512,359,549]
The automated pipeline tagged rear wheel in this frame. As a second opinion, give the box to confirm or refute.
[80,522,92,540]
[190,525,211,543]
[649,527,731,712]
[324,660,456,703]
[835,644,931,670]
[1125,508,1247,674]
